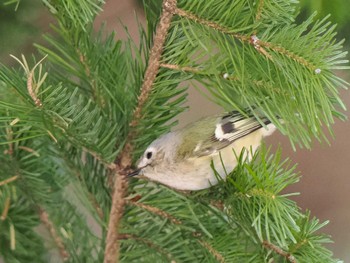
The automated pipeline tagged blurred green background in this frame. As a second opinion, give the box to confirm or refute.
[1,0,349,261]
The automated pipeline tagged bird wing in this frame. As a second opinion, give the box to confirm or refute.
[176,111,271,159]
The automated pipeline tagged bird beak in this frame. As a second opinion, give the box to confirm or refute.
[128,169,141,177]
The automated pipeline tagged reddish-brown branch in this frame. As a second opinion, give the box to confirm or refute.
[175,8,316,69]
[130,0,178,127]
[104,174,128,263]
[255,0,265,22]
[39,208,69,261]
[4,127,13,156]
[290,238,308,252]
[174,8,249,43]
[27,70,42,107]
[119,234,176,262]
[160,63,201,74]
[82,148,116,170]
[1,197,11,221]
[18,146,40,157]
[88,193,104,220]
[104,1,178,262]
[262,240,296,263]
[198,240,225,263]
[0,175,19,187]
[128,200,182,225]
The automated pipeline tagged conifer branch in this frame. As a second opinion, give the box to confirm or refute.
[255,0,265,22]
[262,240,296,263]
[174,8,249,42]
[290,238,308,253]
[10,54,47,107]
[174,8,317,70]
[39,208,69,261]
[104,0,178,261]
[76,49,100,104]
[198,240,225,263]
[87,193,104,220]
[131,0,178,127]
[4,125,14,156]
[27,70,42,107]
[119,234,176,262]
[18,146,40,157]
[160,63,289,96]
[1,197,11,221]
[160,63,201,74]
[104,175,128,263]
[0,175,19,187]
[82,148,116,170]
[128,200,182,225]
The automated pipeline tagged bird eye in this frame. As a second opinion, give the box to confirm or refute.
[146,151,153,159]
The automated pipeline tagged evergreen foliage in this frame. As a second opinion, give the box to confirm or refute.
[0,0,348,262]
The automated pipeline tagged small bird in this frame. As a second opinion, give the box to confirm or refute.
[130,111,276,190]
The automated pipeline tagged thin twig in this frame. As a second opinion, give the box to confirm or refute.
[262,240,296,263]
[174,8,249,43]
[175,8,316,70]
[11,54,47,107]
[130,0,178,127]
[198,240,225,263]
[1,197,11,221]
[39,208,69,261]
[261,41,315,69]
[88,193,104,220]
[119,234,176,262]
[18,146,40,157]
[0,175,19,187]
[290,238,307,252]
[160,63,240,80]
[4,126,13,156]
[82,147,116,170]
[104,174,128,263]
[103,0,178,262]
[255,0,265,22]
[27,70,43,107]
[128,200,182,225]
[160,63,201,74]
[76,48,102,106]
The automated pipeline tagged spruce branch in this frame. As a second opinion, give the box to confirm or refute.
[27,71,42,107]
[127,200,182,225]
[1,197,10,221]
[0,175,19,187]
[255,0,265,22]
[39,208,69,261]
[119,234,176,262]
[10,54,48,107]
[160,63,201,74]
[131,0,178,127]
[262,240,296,263]
[4,125,13,156]
[82,147,116,170]
[104,0,178,261]
[173,7,317,70]
[198,240,225,263]
[87,192,105,220]
[104,174,128,263]
[174,7,249,43]
[18,146,40,157]
[75,48,102,106]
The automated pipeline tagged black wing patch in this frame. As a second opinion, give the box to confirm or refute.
[192,111,271,157]
[221,121,235,134]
